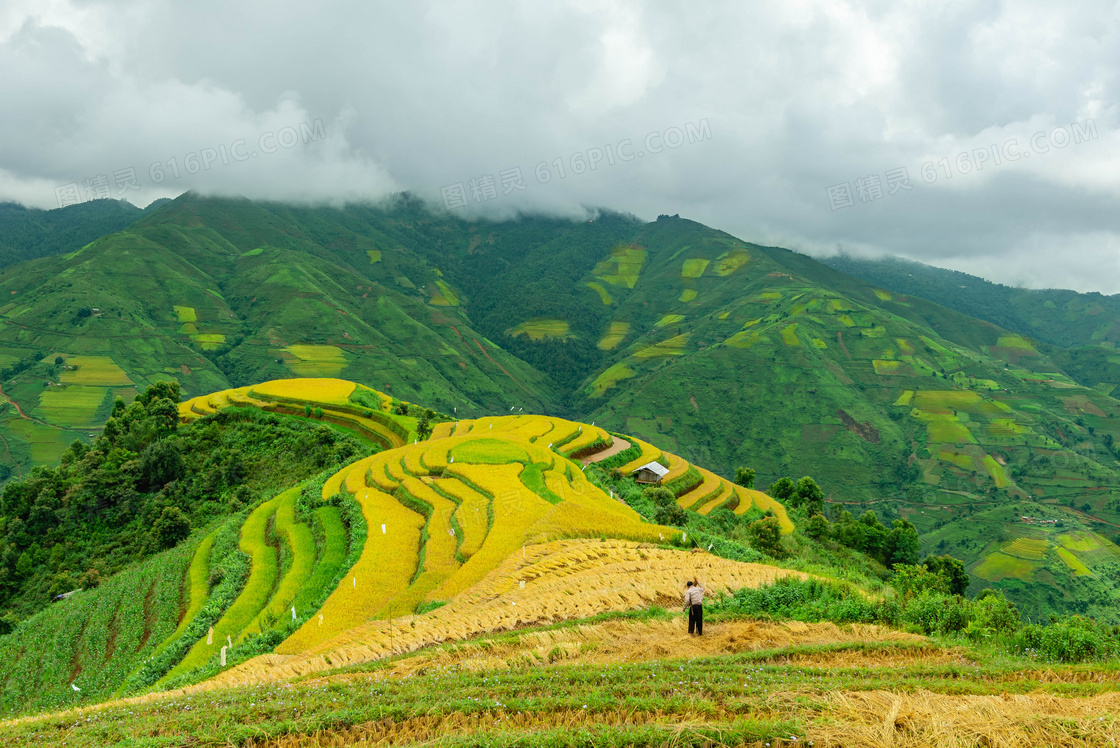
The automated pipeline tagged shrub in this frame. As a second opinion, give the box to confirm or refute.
[965,590,1019,642]
[747,516,783,557]
[1010,616,1118,663]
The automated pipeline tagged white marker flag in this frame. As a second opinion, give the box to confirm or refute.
[519,580,525,589]
[682,533,687,542]
[220,646,227,667]
[353,576,357,587]
[207,626,213,645]
[382,524,386,534]
[291,606,297,621]
[227,634,232,649]
[319,613,324,625]
[71,683,80,692]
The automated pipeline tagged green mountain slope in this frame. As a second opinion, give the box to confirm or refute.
[1,196,1119,620]
[822,254,1120,390]
[0,198,168,268]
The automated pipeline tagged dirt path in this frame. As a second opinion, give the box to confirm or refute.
[581,436,630,465]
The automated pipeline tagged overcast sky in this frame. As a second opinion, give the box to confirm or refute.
[2,1,1119,292]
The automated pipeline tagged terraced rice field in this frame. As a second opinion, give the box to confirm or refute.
[585,281,613,305]
[633,333,689,359]
[713,248,750,275]
[173,306,196,323]
[655,313,685,328]
[973,552,1036,582]
[680,258,710,278]
[872,359,901,375]
[282,345,348,377]
[58,355,132,385]
[596,322,631,351]
[1056,547,1093,576]
[593,244,647,288]
[1001,537,1048,560]
[509,319,571,340]
[36,385,108,427]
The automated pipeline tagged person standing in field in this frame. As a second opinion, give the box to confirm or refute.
[684,580,704,636]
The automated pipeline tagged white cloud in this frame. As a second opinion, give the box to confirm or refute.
[2,0,1120,292]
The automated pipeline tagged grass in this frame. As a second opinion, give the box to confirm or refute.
[713,247,750,275]
[585,282,613,306]
[293,506,348,614]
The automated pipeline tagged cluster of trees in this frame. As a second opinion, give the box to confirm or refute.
[0,383,366,618]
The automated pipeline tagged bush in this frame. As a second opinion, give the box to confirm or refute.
[903,591,971,635]
[965,590,1019,642]
[1010,616,1118,663]
[722,577,877,623]
[748,516,783,557]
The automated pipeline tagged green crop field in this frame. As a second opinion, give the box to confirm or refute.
[58,355,132,386]
[36,385,108,427]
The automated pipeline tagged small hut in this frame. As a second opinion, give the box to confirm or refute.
[632,461,669,485]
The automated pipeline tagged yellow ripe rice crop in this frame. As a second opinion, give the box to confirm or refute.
[503,416,556,443]
[387,478,462,615]
[617,437,663,475]
[434,477,490,559]
[279,486,424,653]
[662,452,689,483]
[207,538,811,688]
[680,258,710,279]
[59,355,132,386]
[431,463,552,599]
[419,440,454,473]
[252,378,356,405]
[537,472,673,545]
[597,321,630,351]
[401,446,428,476]
[696,483,734,515]
[676,468,723,509]
[429,422,456,440]
[734,487,795,534]
[509,319,572,340]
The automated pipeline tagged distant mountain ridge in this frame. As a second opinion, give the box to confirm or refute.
[1,194,1120,621]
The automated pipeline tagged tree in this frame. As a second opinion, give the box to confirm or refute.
[806,513,831,541]
[887,519,920,567]
[795,476,824,515]
[748,516,783,557]
[416,411,433,441]
[892,563,949,599]
[768,477,796,504]
[734,467,756,489]
[924,555,970,596]
[151,507,191,550]
[139,440,184,491]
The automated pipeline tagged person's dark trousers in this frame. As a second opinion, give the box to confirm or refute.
[688,604,703,635]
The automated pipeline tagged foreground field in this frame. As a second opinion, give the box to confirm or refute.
[6,609,1118,747]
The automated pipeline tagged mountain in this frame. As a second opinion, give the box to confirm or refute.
[822,253,1120,390]
[0,198,167,268]
[0,194,1119,623]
